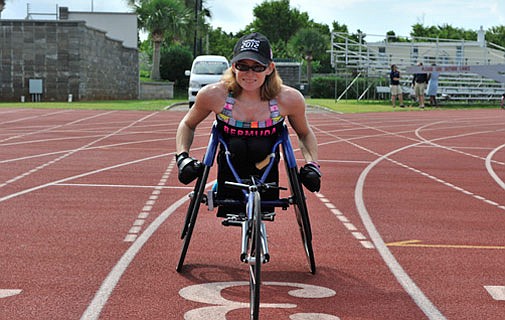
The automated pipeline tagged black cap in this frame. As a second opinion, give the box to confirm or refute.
[231,32,273,66]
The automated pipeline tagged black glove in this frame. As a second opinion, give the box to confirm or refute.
[300,162,321,192]
[176,152,203,185]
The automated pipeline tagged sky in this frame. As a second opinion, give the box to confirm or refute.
[2,0,505,39]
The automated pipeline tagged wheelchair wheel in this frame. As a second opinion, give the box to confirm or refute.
[286,166,316,274]
[249,191,262,319]
[176,166,210,273]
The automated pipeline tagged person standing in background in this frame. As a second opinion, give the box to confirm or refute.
[427,63,439,107]
[389,64,405,108]
[412,62,429,109]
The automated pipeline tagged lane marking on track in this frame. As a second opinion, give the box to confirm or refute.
[0,112,157,188]
[387,239,505,250]
[0,109,71,127]
[315,193,374,249]
[80,181,215,320]
[0,110,115,143]
[179,281,339,319]
[123,157,176,242]
[0,289,22,299]
[414,124,505,195]
[388,156,505,212]
[485,143,505,191]
[354,139,447,320]
[484,286,505,301]
[54,183,192,189]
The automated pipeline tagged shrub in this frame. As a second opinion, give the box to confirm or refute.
[159,45,193,88]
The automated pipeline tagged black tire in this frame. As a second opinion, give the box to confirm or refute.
[180,169,206,239]
[176,166,210,273]
[287,166,316,274]
[249,192,262,319]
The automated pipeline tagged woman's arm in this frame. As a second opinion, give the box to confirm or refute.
[175,82,225,154]
[279,86,318,163]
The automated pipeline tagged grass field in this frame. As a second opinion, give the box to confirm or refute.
[0,98,501,113]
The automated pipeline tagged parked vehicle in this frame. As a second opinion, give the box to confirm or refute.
[185,55,229,108]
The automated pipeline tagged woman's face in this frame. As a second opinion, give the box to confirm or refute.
[232,59,273,92]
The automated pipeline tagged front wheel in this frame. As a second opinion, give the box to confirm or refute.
[249,192,262,319]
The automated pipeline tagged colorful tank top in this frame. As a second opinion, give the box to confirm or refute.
[216,95,284,137]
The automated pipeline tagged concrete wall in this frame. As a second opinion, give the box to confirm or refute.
[140,82,174,100]
[0,20,138,102]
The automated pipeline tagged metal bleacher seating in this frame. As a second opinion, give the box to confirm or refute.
[330,31,505,103]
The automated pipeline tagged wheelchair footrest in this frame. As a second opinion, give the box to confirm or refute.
[261,212,275,221]
[221,214,246,227]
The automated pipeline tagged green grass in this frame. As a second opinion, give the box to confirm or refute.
[0,98,500,113]
[307,99,393,113]
[306,98,502,113]
[0,99,186,111]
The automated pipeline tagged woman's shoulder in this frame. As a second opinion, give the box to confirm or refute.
[277,84,304,100]
[195,81,228,112]
[276,85,306,115]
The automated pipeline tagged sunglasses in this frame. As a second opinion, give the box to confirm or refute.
[234,63,267,73]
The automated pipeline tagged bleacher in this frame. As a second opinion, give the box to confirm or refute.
[331,31,505,103]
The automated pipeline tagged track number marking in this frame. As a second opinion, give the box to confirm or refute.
[179,281,339,319]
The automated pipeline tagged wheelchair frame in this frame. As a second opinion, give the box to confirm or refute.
[176,122,316,274]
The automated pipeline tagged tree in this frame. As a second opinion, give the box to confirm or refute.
[486,26,505,47]
[207,27,237,58]
[159,44,193,87]
[183,0,212,56]
[411,23,477,41]
[288,28,328,91]
[0,0,5,18]
[249,0,310,47]
[127,0,191,80]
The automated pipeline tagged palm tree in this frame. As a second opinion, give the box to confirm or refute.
[289,28,328,93]
[127,0,191,80]
[0,0,6,18]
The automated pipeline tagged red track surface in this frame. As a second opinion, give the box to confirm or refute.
[1,107,504,319]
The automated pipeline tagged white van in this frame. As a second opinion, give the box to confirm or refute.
[185,55,229,107]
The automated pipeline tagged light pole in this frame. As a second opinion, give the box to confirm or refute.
[91,0,94,12]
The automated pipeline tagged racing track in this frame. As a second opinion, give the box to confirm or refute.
[0,107,504,319]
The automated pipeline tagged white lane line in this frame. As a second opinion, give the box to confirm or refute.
[0,109,70,126]
[484,286,505,300]
[80,180,215,320]
[315,192,374,249]
[0,110,114,143]
[0,289,23,299]
[485,143,505,191]
[124,157,176,242]
[54,183,192,189]
[0,153,171,204]
[0,135,208,164]
[0,112,158,188]
[355,140,446,320]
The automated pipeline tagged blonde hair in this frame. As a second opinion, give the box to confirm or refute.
[222,65,283,100]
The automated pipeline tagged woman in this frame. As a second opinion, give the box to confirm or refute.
[175,32,321,216]
[427,63,439,107]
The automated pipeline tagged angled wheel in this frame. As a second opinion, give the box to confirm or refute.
[286,166,316,274]
[176,165,210,272]
[249,191,262,319]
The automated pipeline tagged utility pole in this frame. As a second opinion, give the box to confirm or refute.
[193,0,202,57]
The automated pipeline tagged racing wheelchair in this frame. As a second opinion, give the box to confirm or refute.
[176,121,316,319]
